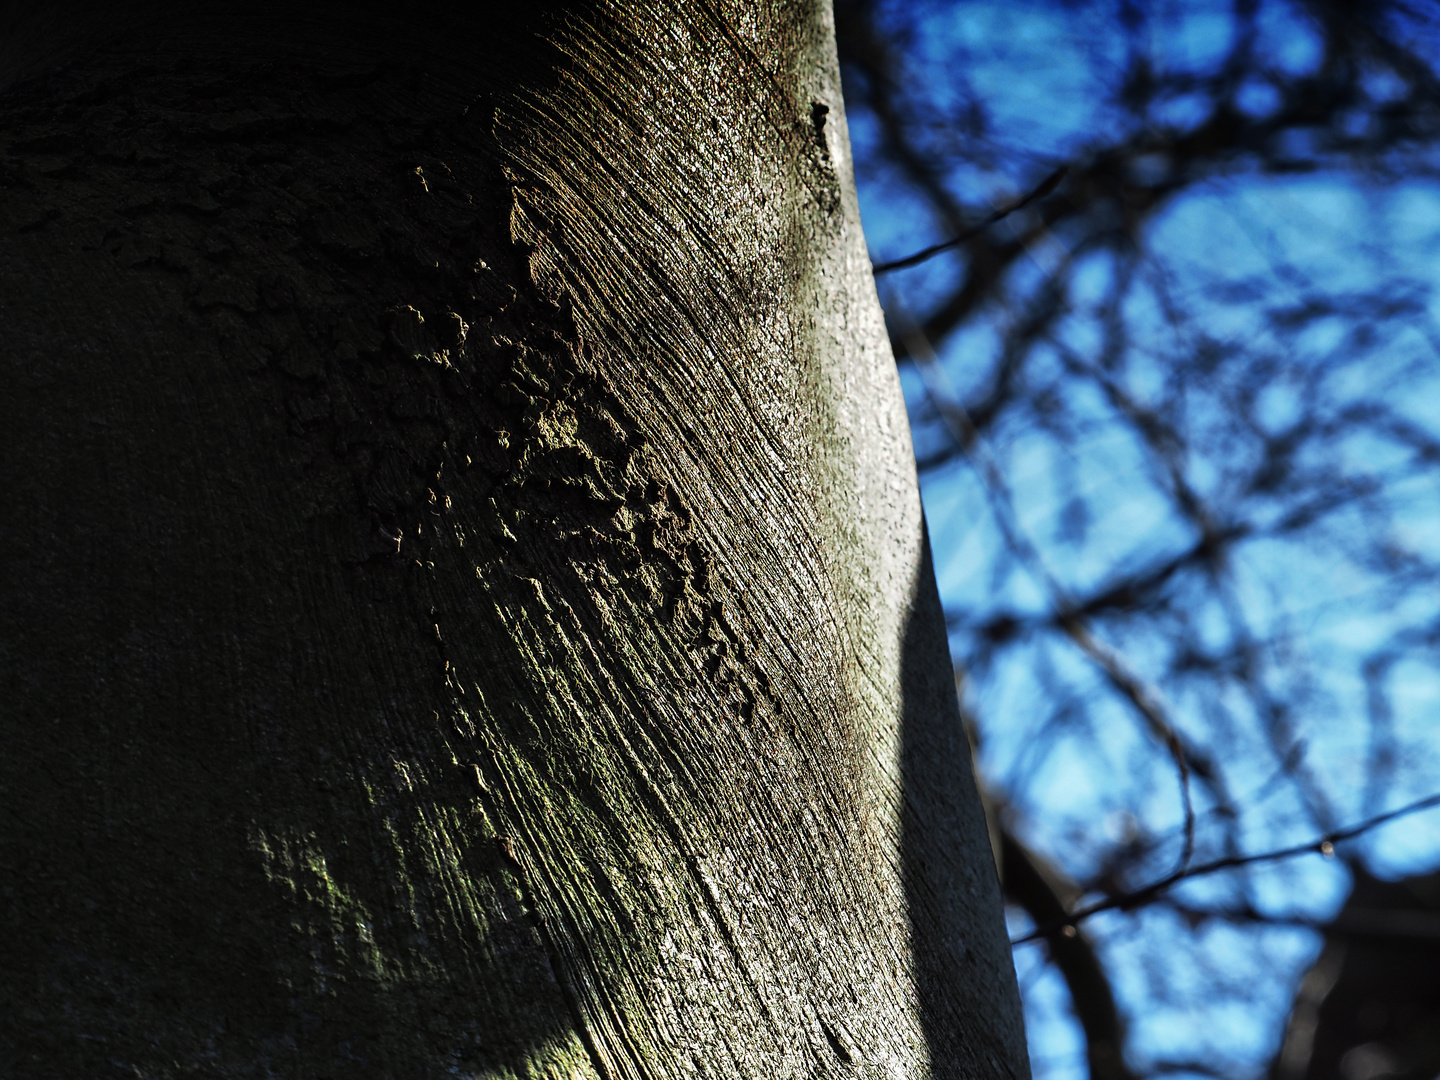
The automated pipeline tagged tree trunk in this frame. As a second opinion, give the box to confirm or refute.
[0,3,1027,1076]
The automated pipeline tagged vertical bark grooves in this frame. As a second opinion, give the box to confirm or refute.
[0,3,1027,1078]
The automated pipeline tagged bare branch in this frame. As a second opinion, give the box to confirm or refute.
[1012,790,1440,945]
[872,165,1070,275]
[1002,826,1139,1080]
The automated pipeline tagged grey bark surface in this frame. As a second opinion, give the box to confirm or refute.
[0,3,1028,1077]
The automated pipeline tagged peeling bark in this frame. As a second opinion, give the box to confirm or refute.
[0,3,1028,1077]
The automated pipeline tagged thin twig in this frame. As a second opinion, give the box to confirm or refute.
[872,165,1069,275]
[1011,789,1440,945]
[1061,617,1197,873]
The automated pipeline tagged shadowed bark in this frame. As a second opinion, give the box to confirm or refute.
[0,2,1027,1077]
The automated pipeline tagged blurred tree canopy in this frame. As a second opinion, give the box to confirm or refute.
[835,2,1440,1079]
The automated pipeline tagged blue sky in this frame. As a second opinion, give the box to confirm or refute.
[846,1,1440,1076]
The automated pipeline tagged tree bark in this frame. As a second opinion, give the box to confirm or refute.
[0,3,1028,1077]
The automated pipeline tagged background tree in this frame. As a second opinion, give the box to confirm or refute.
[834,2,1440,1079]
[0,2,1028,1076]
[1272,866,1440,1080]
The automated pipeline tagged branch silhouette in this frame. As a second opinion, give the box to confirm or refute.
[1012,789,1440,945]
[871,165,1068,275]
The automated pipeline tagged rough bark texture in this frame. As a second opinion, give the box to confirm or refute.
[0,3,1028,1077]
